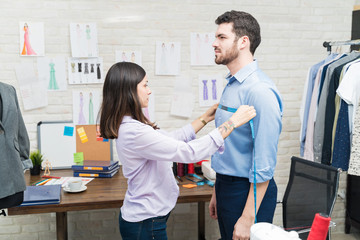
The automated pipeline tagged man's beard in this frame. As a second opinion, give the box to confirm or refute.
[214,43,239,65]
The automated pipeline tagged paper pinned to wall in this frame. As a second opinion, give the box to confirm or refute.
[72,90,101,125]
[115,50,142,66]
[37,56,67,91]
[68,57,103,84]
[15,62,48,110]
[70,23,98,58]
[19,22,45,56]
[190,32,216,66]
[170,78,194,118]
[198,75,223,107]
[155,41,181,76]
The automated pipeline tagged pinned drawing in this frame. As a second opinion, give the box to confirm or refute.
[68,57,103,84]
[190,32,215,66]
[115,50,142,66]
[73,90,101,125]
[15,63,48,110]
[155,41,180,75]
[170,78,194,118]
[198,75,223,107]
[19,22,45,56]
[37,57,66,91]
[70,23,98,57]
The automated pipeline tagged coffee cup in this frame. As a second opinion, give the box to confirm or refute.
[68,179,83,191]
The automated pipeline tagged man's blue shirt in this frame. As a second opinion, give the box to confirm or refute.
[211,60,283,183]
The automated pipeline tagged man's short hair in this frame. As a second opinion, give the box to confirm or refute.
[215,10,261,55]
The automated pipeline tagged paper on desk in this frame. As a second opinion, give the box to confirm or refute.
[44,177,94,187]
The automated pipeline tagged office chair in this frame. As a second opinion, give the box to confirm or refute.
[282,156,341,240]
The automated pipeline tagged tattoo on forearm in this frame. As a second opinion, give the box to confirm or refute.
[218,120,235,135]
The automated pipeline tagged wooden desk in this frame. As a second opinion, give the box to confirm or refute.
[8,169,213,240]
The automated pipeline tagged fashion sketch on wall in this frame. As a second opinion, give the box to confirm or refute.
[115,50,142,66]
[72,90,101,125]
[19,22,45,56]
[155,41,181,76]
[37,56,67,91]
[15,63,48,110]
[190,32,216,66]
[198,75,223,107]
[170,77,194,118]
[70,23,98,58]
[68,57,103,84]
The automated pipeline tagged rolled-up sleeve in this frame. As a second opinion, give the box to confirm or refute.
[248,87,282,183]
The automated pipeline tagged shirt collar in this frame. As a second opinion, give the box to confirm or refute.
[226,60,258,84]
[122,116,133,123]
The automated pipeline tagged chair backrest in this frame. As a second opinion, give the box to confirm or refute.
[282,156,341,233]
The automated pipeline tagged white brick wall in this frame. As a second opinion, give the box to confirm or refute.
[0,0,357,239]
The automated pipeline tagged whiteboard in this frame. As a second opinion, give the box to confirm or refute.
[37,121,76,169]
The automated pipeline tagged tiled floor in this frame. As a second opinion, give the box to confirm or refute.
[332,232,360,239]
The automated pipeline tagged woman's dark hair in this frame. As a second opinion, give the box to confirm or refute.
[215,10,261,55]
[99,62,157,139]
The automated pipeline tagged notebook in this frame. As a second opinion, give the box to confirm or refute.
[71,161,119,172]
[20,185,61,206]
[73,165,119,178]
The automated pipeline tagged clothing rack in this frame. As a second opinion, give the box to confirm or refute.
[323,39,360,53]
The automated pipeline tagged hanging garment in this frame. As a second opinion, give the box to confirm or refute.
[348,101,360,176]
[332,100,350,170]
[300,54,338,156]
[337,61,360,134]
[313,52,360,163]
[303,54,345,160]
[322,57,360,164]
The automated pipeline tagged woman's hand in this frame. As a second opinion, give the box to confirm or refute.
[229,105,256,128]
[218,105,256,139]
[201,103,219,123]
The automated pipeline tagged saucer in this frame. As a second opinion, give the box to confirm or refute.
[63,185,87,193]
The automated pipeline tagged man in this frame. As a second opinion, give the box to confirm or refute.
[209,11,283,240]
[0,82,32,210]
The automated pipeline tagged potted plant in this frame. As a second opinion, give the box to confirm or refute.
[30,150,44,175]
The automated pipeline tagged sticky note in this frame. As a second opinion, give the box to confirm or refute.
[74,152,84,165]
[96,130,103,141]
[77,127,88,143]
[64,126,74,137]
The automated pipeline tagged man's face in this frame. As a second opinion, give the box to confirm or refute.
[212,22,239,65]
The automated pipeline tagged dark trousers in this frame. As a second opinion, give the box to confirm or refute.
[215,173,277,240]
[119,211,170,240]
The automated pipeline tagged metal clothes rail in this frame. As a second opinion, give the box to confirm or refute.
[323,39,360,53]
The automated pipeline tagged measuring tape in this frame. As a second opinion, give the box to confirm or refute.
[186,173,215,187]
[218,104,257,223]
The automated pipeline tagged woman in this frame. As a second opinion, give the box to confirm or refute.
[99,62,256,240]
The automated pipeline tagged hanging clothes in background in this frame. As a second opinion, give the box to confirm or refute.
[300,41,360,175]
